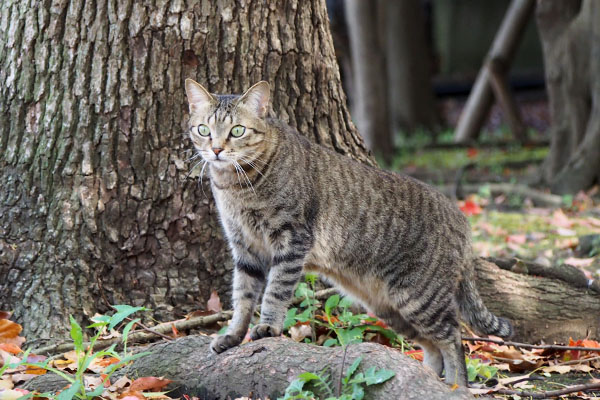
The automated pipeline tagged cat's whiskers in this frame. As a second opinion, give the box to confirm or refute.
[185,159,205,180]
[237,156,265,179]
[198,160,208,198]
[231,161,246,191]
[185,152,203,163]
[239,151,269,167]
[234,160,256,195]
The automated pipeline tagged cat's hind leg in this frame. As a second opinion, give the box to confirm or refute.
[377,307,443,377]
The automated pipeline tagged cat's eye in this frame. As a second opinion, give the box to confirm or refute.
[195,124,210,137]
[230,125,246,138]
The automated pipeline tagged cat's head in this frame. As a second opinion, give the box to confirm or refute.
[184,79,271,170]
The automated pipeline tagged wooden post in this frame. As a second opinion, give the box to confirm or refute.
[453,0,536,143]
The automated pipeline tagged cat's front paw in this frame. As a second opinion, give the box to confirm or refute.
[210,333,243,354]
[249,323,281,340]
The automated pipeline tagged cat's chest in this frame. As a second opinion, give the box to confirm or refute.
[214,191,274,251]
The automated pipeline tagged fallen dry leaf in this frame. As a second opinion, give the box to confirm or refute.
[405,349,424,362]
[0,320,25,348]
[129,376,173,392]
[0,389,28,400]
[0,344,21,355]
[551,209,573,228]
[564,257,595,268]
[207,290,222,313]
[290,324,312,342]
[542,364,593,374]
[108,375,132,392]
[87,356,121,374]
[119,390,147,400]
[0,378,13,390]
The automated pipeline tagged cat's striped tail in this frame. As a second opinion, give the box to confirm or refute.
[458,258,514,338]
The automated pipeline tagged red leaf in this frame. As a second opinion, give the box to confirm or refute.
[129,376,173,392]
[207,290,222,313]
[466,148,479,158]
[459,200,482,216]
[405,349,424,361]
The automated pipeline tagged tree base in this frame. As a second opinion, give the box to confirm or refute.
[24,336,474,399]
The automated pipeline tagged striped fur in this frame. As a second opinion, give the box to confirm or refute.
[184,80,513,386]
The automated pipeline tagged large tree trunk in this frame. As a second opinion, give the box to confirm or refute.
[0,0,373,340]
[536,0,600,194]
[383,0,440,135]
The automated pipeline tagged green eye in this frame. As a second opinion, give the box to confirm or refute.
[196,124,210,137]
[230,125,246,138]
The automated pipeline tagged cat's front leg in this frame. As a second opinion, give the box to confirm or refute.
[250,251,306,340]
[211,259,265,353]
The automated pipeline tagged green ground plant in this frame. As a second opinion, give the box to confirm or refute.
[279,356,395,400]
[18,305,150,400]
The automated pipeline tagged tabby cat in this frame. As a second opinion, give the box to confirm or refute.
[184,79,513,386]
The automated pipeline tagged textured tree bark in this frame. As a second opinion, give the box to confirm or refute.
[344,0,393,161]
[24,336,475,400]
[536,0,600,194]
[477,259,600,343]
[0,0,373,340]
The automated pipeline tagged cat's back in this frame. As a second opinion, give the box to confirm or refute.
[279,126,471,274]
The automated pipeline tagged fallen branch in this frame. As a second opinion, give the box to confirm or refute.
[462,336,600,353]
[496,382,600,399]
[486,256,600,294]
[31,311,232,356]
[441,182,563,206]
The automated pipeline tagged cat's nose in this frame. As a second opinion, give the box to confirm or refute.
[212,147,224,156]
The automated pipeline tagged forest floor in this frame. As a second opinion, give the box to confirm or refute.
[2,138,600,399]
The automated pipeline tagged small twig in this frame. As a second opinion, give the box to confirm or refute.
[291,288,338,306]
[504,375,545,386]
[554,355,600,367]
[462,336,600,353]
[496,382,600,398]
[32,311,233,355]
[337,345,349,397]
[96,274,173,341]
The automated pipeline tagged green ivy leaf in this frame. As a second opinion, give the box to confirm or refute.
[56,381,81,400]
[322,338,338,347]
[337,327,365,346]
[363,366,395,385]
[122,318,140,343]
[324,295,340,317]
[108,305,146,330]
[338,296,354,309]
[284,308,298,330]
[343,356,362,384]
[69,315,83,351]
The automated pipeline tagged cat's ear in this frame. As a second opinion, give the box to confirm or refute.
[185,79,216,112]
[238,81,270,118]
